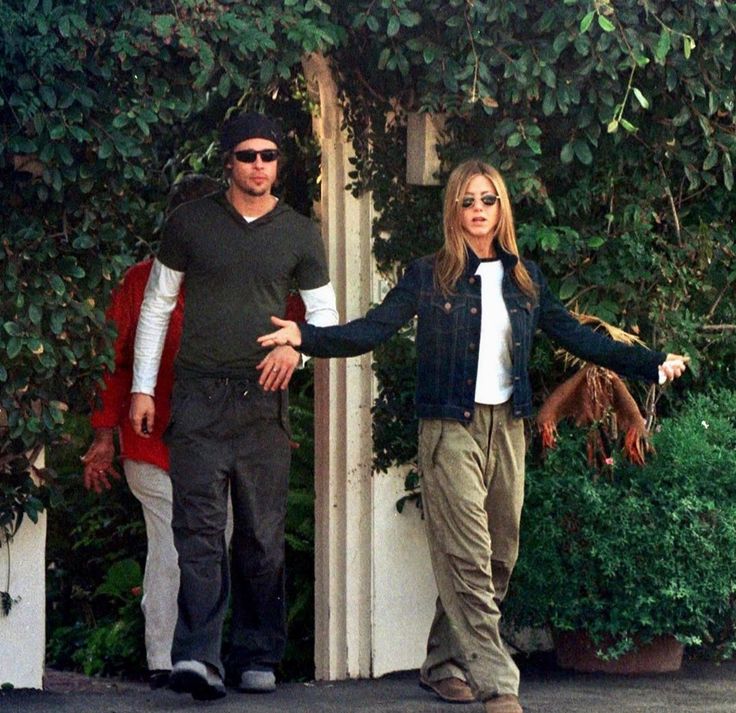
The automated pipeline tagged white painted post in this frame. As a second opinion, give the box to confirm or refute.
[371,466,436,677]
[303,54,437,681]
[0,450,47,689]
[304,52,375,680]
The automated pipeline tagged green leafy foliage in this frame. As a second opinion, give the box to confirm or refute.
[45,415,148,676]
[2,0,736,674]
[280,367,317,680]
[0,0,340,564]
[504,389,736,659]
[328,0,735,471]
[2,0,327,644]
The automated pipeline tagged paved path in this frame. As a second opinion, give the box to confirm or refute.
[2,657,735,712]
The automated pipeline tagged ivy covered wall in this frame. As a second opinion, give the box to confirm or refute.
[1,0,734,527]
[328,0,736,471]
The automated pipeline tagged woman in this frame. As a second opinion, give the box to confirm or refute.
[258,159,687,713]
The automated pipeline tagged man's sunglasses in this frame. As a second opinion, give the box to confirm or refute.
[233,149,280,163]
[461,194,499,208]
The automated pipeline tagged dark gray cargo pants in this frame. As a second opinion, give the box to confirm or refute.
[165,376,291,679]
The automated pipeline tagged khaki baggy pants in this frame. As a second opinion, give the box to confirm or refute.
[418,401,525,700]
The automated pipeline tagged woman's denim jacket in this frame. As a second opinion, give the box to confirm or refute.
[300,248,666,422]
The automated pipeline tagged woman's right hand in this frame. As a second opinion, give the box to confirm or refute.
[257,316,302,349]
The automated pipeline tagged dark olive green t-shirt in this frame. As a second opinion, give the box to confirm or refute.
[158,192,329,377]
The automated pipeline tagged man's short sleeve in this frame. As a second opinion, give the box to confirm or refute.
[157,211,189,272]
[294,223,330,291]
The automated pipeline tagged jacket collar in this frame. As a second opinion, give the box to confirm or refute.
[464,242,519,276]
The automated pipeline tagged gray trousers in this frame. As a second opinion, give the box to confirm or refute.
[418,401,525,700]
[166,376,291,679]
[124,459,179,672]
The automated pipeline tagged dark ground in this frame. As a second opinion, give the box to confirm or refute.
[3,654,736,713]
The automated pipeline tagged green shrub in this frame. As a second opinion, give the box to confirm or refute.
[45,415,147,676]
[505,389,736,660]
[47,559,145,677]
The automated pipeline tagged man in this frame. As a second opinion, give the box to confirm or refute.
[129,112,338,700]
[81,174,220,690]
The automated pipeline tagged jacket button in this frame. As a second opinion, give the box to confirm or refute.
[470,307,478,315]
[510,308,517,313]
[464,411,471,419]
[514,341,520,347]
[466,378,474,385]
[514,376,520,381]
[468,277,476,284]
[444,302,452,312]
[469,343,476,351]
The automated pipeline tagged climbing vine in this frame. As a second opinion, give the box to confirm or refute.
[1,0,735,602]
[327,0,736,471]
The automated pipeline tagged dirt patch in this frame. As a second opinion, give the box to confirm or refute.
[42,668,148,694]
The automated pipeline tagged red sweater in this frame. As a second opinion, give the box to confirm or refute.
[90,260,183,472]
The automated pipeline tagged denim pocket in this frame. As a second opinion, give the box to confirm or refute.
[425,295,465,335]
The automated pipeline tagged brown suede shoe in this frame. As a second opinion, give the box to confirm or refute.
[483,694,523,713]
[419,675,475,703]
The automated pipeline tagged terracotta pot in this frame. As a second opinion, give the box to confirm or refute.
[554,631,684,674]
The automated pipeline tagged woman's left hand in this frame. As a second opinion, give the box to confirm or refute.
[658,353,690,383]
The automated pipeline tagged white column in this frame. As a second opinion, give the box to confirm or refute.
[0,450,47,689]
[303,53,375,680]
[302,54,436,681]
[370,466,436,677]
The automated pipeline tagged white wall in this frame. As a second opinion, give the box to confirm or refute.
[0,503,46,688]
[371,467,436,676]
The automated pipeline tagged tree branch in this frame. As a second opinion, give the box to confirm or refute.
[659,162,682,245]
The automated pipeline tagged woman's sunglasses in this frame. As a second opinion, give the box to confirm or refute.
[461,194,499,208]
[233,149,280,163]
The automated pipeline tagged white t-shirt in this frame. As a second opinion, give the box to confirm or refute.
[474,259,514,405]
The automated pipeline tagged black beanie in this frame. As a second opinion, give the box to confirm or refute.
[219,112,283,153]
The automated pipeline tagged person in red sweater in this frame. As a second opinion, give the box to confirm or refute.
[81,257,185,688]
[81,175,219,688]
[82,258,307,688]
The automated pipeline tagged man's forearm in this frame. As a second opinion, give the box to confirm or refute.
[132,259,183,394]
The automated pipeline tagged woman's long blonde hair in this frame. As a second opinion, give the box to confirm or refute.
[435,159,537,301]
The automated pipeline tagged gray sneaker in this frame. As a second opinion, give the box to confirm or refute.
[239,668,276,693]
[169,660,226,700]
